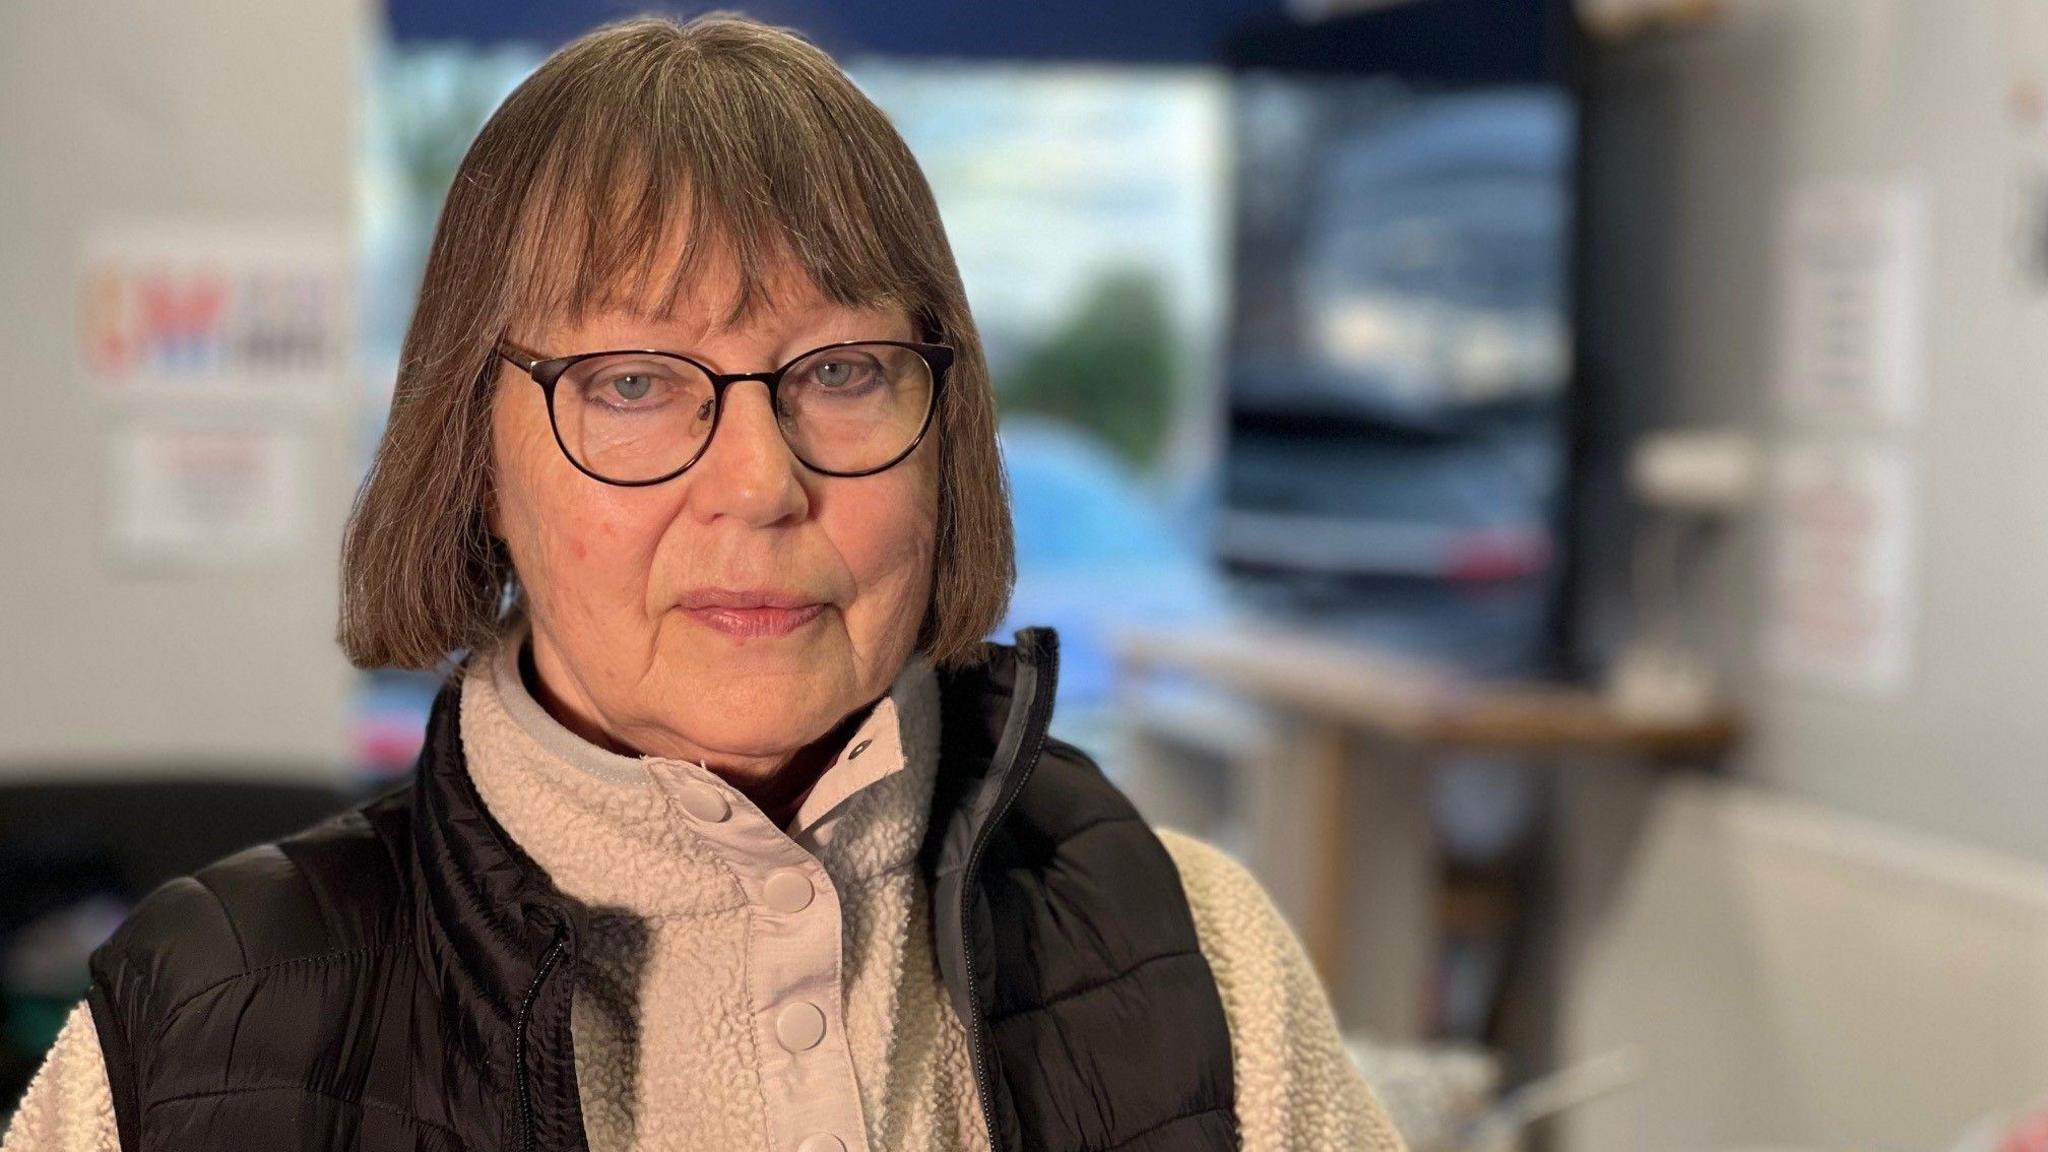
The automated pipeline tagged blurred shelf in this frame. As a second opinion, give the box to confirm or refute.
[1113,617,1742,1041]
[1115,620,1740,758]
[1578,0,1723,43]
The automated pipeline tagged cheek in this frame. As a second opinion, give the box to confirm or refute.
[493,388,671,615]
[489,384,551,549]
[831,459,938,610]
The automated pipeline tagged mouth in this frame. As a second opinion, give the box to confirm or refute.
[682,603,825,639]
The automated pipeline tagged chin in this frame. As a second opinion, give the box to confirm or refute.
[671,679,836,751]
[642,615,873,741]
[671,710,819,761]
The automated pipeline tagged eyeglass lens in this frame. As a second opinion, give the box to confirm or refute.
[547,343,934,481]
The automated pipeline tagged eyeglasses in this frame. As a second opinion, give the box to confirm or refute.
[495,337,953,486]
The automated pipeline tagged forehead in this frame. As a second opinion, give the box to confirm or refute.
[538,290,913,362]
[509,212,909,351]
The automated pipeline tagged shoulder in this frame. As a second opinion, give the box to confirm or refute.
[1152,828,1342,1024]
[1004,735,1154,843]
[1153,828,1305,989]
[1154,828,1410,1152]
[89,787,415,1038]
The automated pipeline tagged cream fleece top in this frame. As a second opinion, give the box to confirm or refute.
[3,632,1405,1152]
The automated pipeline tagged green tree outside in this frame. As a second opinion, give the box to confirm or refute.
[1001,267,1181,472]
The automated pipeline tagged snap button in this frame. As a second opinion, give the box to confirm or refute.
[774,1002,826,1051]
[677,780,730,823]
[797,1135,846,1152]
[764,868,815,914]
[846,738,872,761]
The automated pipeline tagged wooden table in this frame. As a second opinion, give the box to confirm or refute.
[1114,620,1740,1040]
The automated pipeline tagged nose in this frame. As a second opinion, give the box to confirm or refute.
[681,381,809,526]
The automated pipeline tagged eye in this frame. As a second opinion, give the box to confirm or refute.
[609,374,656,401]
[804,352,881,391]
[572,359,686,410]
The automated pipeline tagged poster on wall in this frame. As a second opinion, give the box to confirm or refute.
[78,222,349,406]
[103,425,308,569]
[1762,441,1919,698]
[1776,179,1927,431]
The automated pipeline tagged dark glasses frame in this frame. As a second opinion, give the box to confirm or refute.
[495,337,954,486]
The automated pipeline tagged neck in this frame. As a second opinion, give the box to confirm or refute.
[515,636,876,828]
[747,704,874,827]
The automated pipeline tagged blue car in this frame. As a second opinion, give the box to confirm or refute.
[996,416,1236,730]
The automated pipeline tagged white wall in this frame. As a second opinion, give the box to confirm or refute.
[1581,0,2048,865]
[0,0,368,773]
[1559,2,2048,1145]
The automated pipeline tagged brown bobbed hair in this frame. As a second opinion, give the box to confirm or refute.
[338,11,1015,673]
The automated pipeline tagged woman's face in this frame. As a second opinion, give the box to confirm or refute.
[488,254,938,784]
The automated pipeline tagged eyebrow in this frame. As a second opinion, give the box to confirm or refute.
[562,303,909,359]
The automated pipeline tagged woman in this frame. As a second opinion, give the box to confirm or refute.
[3,13,1403,1152]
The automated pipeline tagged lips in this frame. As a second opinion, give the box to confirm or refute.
[677,588,827,640]
[676,588,823,611]
[683,604,824,639]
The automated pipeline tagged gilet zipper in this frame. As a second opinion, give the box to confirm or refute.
[959,656,1057,1149]
[515,927,569,1152]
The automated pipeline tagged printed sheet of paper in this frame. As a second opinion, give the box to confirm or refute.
[1763,441,1918,698]
[1777,180,1927,430]
[104,425,308,568]
[79,222,349,406]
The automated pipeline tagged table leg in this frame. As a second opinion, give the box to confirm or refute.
[1290,721,1437,1040]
